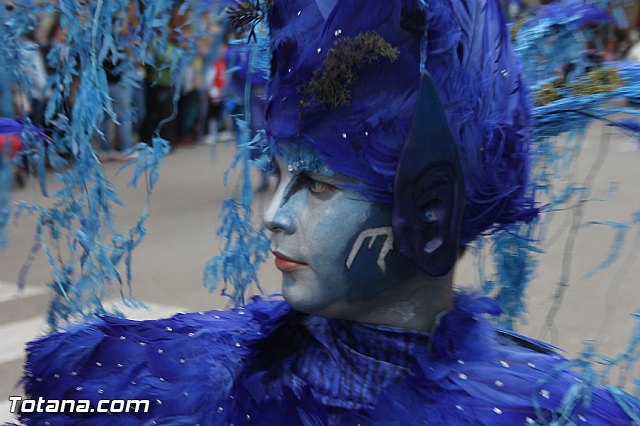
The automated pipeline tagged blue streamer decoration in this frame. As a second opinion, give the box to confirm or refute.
[479,0,640,334]
[203,19,272,306]
[0,0,214,329]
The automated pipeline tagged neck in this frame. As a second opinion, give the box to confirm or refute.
[318,271,454,333]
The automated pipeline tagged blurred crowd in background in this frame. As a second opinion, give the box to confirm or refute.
[0,1,266,165]
[1,1,639,166]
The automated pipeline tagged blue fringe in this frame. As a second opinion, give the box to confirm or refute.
[1,0,207,329]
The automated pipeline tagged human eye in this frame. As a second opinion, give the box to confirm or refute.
[302,175,336,195]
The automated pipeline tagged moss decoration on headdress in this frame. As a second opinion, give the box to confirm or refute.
[298,32,399,111]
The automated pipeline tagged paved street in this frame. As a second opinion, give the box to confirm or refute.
[1,124,639,422]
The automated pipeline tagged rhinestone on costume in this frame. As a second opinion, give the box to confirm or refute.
[139,342,146,346]
[120,336,126,340]
[365,131,369,136]
[527,362,536,368]
[342,133,347,139]
[317,48,322,53]
[288,68,292,73]
[455,404,463,411]
[297,10,301,16]
[156,400,162,405]
[235,342,241,348]
[131,381,137,385]
[457,359,465,365]
[334,29,342,36]
[188,333,195,337]
[36,377,42,382]
[165,327,173,332]
[246,414,251,420]
[501,69,509,77]
[526,417,535,424]
[71,371,78,376]
[579,414,587,422]
[493,407,502,415]
[98,389,104,394]
[458,373,467,380]
[53,374,60,378]
[539,389,550,399]
[184,392,189,397]
[180,358,186,364]
[117,363,123,368]
[160,377,165,382]
[500,360,510,368]
[96,362,102,367]
[214,315,221,319]
[287,164,294,172]
[76,386,83,391]
[158,349,164,354]
[495,380,504,387]
[217,407,224,414]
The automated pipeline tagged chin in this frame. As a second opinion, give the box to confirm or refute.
[281,275,332,314]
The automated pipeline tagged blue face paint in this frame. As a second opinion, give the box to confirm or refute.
[263,154,424,317]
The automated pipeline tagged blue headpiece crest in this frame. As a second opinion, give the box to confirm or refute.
[261,0,536,245]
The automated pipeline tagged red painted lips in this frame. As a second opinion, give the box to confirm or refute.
[272,251,307,272]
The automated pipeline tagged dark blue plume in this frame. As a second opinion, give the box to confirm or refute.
[265,0,535,245]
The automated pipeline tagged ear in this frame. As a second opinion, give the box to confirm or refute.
[392,73,465,277]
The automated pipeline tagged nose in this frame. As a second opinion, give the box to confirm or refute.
[263,180,296,234]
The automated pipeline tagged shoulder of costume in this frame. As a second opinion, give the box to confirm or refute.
[405,291,640,425]
[21,296,291,424]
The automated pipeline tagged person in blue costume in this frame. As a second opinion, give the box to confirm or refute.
[20,0,640,425]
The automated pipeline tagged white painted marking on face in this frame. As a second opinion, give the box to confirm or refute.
[345,227,394,273]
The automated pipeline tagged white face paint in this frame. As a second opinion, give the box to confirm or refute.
[263,156,424,318]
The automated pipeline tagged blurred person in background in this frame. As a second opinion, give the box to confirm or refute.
[18,25,47,127]
[140,6,185,149]
[177,29,204,146]
[98,1,140,162]
[629,8,640,63]
[203,42,227,145]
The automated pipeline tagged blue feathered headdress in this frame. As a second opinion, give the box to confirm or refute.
[209,0,537,302]
[256,0,535,245]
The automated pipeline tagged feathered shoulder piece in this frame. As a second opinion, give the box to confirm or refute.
[21,297,291,425]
